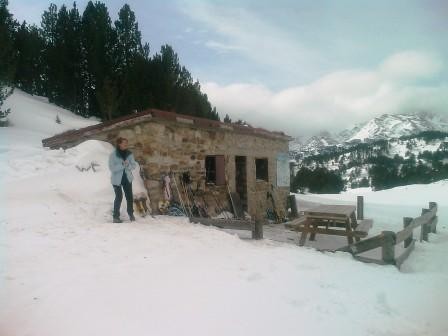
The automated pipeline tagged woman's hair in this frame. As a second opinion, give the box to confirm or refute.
[116,137,128,148]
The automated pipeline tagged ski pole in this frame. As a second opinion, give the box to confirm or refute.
[225,173,237,218]
[172,172,188,217]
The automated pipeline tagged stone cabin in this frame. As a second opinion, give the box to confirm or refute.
[42,109,291,219]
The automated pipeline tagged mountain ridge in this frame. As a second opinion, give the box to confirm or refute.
[290,111,448,157]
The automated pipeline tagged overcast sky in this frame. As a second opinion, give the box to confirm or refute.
[9,0,448,137]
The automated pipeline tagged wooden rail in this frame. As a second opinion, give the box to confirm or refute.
[337,202,438,268]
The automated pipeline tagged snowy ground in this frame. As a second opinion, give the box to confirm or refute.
[1,90,448,336]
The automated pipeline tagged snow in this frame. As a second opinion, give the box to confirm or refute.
[3,89,98,138]
[389,138,444,158]
[1,90,448,336]
[347,113,447,142]
[0,89,99,180]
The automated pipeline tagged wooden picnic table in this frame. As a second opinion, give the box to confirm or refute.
[298,204,359,246]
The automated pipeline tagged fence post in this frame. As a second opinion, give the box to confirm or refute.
[252,219,263,240]
[421,208,430,242]
[288,194,298,218]
[429,202,437,233]
[403,217,413,248]
[381,231,396,265]
[357,196,364,220]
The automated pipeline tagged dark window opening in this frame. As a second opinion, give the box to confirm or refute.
[235,156,248,210]
[205,156,216,183]
[256,158,269,181]
[205,155,225,185]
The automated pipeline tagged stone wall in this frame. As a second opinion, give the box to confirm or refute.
[93,118,290,219]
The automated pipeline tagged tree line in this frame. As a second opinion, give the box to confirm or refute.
[368,150,448,190]
[291,167,344,194]
[292,131,448,193]
[0,0,219,124]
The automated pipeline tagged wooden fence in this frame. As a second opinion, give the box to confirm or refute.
[337,202,438,268]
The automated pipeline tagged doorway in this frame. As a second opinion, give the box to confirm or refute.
[235,156,248,211]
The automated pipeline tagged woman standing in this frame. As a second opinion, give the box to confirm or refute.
[108,137,137,223]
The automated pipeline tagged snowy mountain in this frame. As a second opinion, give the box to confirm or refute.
[290,112,448,157]
[301,131,339,152]
[288,136,304,153]
[289,132,340,157]
[347,113,448,143]
[290,112,448,192]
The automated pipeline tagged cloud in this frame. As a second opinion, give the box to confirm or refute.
[203,51,448,137]
[179,1,325,80]
[179,0,448,90]
[204,40,245,53]
[379,50,444,80]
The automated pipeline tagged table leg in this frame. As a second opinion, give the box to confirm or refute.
[346,218,354,245]
[350,212,358,229]
[310,221,317,241]
[351,211,361,242]
[299,218,310,246]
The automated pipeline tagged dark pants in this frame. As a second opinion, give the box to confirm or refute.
[113,173,133,218]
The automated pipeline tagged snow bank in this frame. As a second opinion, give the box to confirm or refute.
[2,89,98,139]
[0,89,99,182]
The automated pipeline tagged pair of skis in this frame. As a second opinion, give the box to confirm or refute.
[171,172,207,218]
[182,173,208,218]
[267,184,287,223]
[171,172,188,217]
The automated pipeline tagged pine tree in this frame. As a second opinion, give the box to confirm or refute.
[114,4,142,72]
[0,0,16,124]
[151,44,181,111]
[41,3,58,100]
[49,3,84,113]
[150,45,218,120]
[66,3,84,114]
[81,1,116,119]
[7,1,219,122]
[224,114,232,123]
[97,77,119,120]
[14,22,45,94]
[113,4,147,115]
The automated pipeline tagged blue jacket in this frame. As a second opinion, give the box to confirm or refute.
[108,149,137,186]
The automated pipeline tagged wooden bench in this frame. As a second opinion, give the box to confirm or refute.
[293,223,371,239]
[284,216,307,230]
